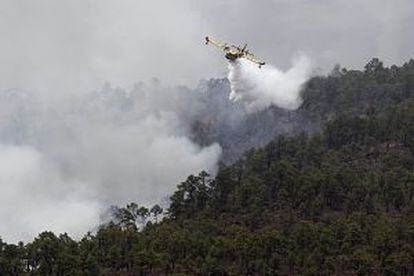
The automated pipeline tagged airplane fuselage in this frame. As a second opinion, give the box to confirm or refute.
[225,50,243,61]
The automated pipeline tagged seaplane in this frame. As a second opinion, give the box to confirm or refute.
[205,36,266,68]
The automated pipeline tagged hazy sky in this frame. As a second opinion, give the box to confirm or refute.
[0,0,412,93]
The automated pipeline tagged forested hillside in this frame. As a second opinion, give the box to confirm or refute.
[0,59,413,275]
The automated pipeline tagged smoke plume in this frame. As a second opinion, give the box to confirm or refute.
[0,83,221,243]
[228,56,312,112]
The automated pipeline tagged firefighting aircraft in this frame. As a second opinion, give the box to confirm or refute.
[205,36,265,68]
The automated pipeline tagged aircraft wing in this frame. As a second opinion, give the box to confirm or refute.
[205,36,227,52]
[243,52,266,67]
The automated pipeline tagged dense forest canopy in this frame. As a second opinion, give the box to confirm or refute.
[0,58,413,275]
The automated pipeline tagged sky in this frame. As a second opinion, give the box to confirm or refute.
[0,0,413,242]
[0,0,412,93]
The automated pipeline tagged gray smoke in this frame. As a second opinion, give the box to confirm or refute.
[0,84,221,243]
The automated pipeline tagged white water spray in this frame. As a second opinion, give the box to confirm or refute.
[228,55,312,112]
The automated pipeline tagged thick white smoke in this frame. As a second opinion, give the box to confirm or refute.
[0,144,102,243]
[0,83,221,243]
[228,56,312,112]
